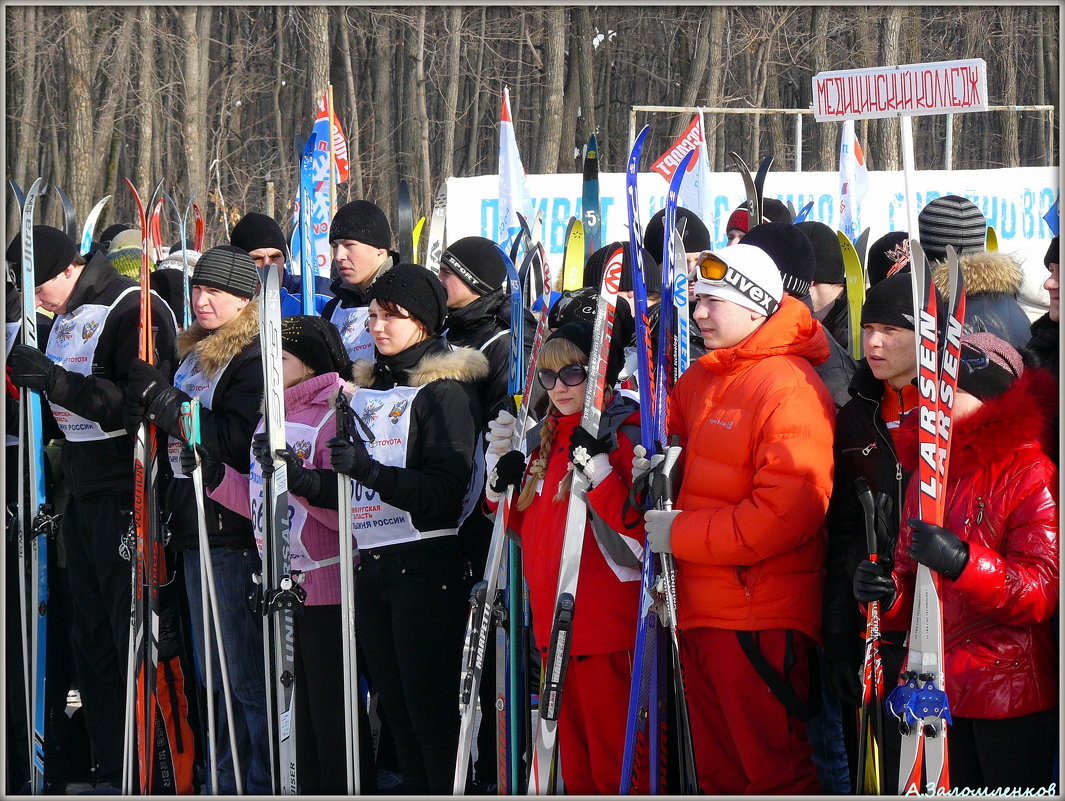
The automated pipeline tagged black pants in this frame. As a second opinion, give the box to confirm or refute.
[356,536,472,795]
[62,492,135,785]
[294,603,376,793]
[949,710,1057,792]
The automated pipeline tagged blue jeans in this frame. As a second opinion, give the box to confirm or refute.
[182,548,271,795]
[807,647,852,793]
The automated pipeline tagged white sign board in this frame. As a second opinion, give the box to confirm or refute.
[812,59,988,122]
[443,166,1056,313]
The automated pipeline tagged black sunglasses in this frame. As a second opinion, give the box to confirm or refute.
[537,363,588,390]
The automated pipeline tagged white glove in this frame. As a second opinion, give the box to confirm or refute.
[486,409,518,456]
[644,509,681,554]
[632,444,665,487]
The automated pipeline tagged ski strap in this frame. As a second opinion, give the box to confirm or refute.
[735,630,820,721]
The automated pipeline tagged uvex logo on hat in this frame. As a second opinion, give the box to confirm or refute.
[723,266,779,315]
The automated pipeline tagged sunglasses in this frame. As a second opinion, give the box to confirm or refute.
[694,252,728,281]
[537,363,588,390]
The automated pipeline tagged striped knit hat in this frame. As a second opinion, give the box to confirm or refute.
[917,195,986,262]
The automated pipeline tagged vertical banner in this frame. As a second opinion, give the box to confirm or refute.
[650,114,714,227]
[291,93,349,278]
[498,86,531,249]
[838,119,869,241]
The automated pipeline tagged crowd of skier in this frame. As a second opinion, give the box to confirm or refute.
[4,176,1059,796]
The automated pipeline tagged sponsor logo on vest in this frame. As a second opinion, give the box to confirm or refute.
[363,399,385,422]
[342,311,365,337]
[724,267,779,315]
[82,320,100,340]
[388,399,409,424]
[292,439,312,460]
[55,317,77,343]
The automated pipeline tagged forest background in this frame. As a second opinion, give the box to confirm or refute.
[4,5,1059,245]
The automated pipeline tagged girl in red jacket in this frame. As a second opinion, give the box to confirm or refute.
[855,332,1058,791]
[486,321,646,795]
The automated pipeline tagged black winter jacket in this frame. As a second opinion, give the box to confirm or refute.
[932,251,1031,349]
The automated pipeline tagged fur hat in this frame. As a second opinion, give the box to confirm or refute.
[692,244,783,317]
[329,200,392,250]
[367,262,448,334]
[643,207,711,260]
[742,222,815,297]
[191,245,259,299]
[6,226,78,287]
[795,221,846,285]
[918,195,986,262]
[440,236,507,295]
[230,212,288,257]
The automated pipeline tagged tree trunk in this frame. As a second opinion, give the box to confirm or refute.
[371,12,395,212]
[537,7,566,173]
[413,8,432,215]
[338,15,364,200]
[870,7,904,171]
[440,7,463,183]
[181,7,210,237]
[306,7,330,118]
[463,8,487,175]
[558,15,580,173]
[673,14,711,142]
[999,9,1020,167]
[704,6,727,170]
[574,7,596,150]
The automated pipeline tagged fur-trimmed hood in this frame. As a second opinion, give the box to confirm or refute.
[932,250,1023,297]
[895,367,1058,476]
[176,298,260,378]
[350,342,490,389]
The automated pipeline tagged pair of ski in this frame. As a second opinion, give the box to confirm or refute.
[616,126,699,795]
[879,241,966,795]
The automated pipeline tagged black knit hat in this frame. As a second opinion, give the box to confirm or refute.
[860,272,916,330]
[440,236,507,295]
[643,207,711,262]
[545,320,626,388]
[917,194,986,262]
[795,220,845,285]
[867,231,911,287]
[742,222,815,297]
[367,262,448,334]
[584,241,660,294]
[6,226,78,287]
[329,200,392,250]
[956,332,1023,401]
[548,286,636,348]
[763,198,793,224]
[281,315,354,380]
[231,212,288,258]
[191,245,259,299]
[1044,236,1059,267]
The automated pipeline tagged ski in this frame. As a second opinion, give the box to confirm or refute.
[79,195,112,256]
[192,203,205,252]
[333,391,362,793]
[256,262,303,794]
[149,197,166,262]
[298,133,319,316]
[855,226,871,273]
[855,477,885,795]
[985,225,998,252]
[412,216,426,264]
[670,225,691,379]
[397,178,415,264]
[582,134,602,259]
[886,240,965,795]
[728,152,761,226]
[753,155,774,214]
[561,217,585,292]
[18,177,58,795]
[527,245,624,795]
[9,178,26,211]
[178,195,198,328]
[426,182,448,273]
[794,200,815,224]
[53,185,78,242]
[453,247,548,794]
[839,230,867,360]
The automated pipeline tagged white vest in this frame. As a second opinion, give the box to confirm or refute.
[330,305,375,362]
[166,350,233,478]
[46,286,139,441]
[348,383,457,548]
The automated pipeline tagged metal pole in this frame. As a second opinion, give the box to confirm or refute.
[900,115,918,236]
[794,114,802,172]
[944,113,953,170]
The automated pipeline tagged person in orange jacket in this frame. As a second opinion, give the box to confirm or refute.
[643,244,836,794]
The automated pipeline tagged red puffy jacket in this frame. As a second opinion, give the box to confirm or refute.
[882,368,1059,719]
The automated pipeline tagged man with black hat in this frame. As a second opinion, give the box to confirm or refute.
[822,271,932,790]
[794,220,852,351]
[321,199,399,361]
[230,211,331,317]
[6,225,179,792]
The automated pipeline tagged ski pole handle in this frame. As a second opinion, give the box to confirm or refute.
[855,477,877,560]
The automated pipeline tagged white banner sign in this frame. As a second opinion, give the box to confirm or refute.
[444,166,1056,308]
[812,59,988,121]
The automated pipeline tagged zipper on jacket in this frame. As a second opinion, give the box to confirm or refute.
[976,497,984,524]
[736,566,751,600]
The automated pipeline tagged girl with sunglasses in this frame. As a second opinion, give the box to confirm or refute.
[485,320,646,794]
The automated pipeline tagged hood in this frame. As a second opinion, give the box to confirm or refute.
[932,250,1023,297]
[176,298,259,379]
[895,368,1058,476]
[698,294,830,373]
[350,340,490,388]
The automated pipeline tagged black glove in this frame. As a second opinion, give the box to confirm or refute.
[124,358,184,439]
[327,435,375,483]
[853,559,896,606]
[179,443,224,490]
[491,449,527,493]
[908,519,969,580]
[275,448,322,500]
[827,658,862,707]
[7,343,60,392]
[567,424,610,476]
[251,431,274,474]
[126,357,170,408]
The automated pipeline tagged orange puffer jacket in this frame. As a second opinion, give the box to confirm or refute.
[667,295,836,642]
